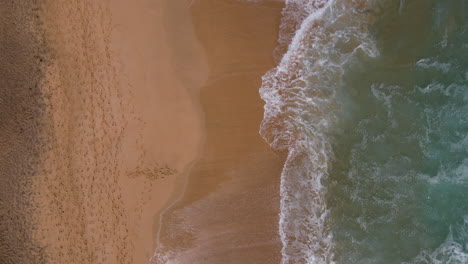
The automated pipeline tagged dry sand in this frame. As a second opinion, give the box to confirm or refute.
[31,0,205,263]
[0,1,49,263]
[154,1,285,263]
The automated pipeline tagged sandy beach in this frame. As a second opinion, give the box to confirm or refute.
[3,1,465,264]
[0,0,283,263]
[32,0,205,263]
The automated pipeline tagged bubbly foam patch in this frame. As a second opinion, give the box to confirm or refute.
[409,215,468,264]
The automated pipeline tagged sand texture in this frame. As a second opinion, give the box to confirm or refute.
[31,0,206,263]
[0,1,48,263]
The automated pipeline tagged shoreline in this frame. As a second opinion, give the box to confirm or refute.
[152,0,209,251]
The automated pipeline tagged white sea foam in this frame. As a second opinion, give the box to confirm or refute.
[259,0,379,263]
[409,215,468,264]
[416,58,451,73]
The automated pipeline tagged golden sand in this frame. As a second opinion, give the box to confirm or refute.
[31,0,205,263]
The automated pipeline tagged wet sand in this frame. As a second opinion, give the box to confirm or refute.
[154,1,285,263]
[110,0,207,262]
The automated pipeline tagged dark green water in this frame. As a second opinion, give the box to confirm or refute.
[327,1,468,263]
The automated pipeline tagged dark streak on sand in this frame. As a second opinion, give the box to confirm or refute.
[0,1,47,263]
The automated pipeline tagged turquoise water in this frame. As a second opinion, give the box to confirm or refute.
[328,1,468,263]
[260,0,468,263]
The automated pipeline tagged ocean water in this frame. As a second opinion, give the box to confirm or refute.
[260,0,468,263]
